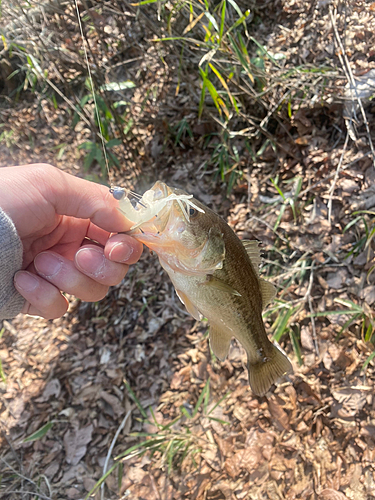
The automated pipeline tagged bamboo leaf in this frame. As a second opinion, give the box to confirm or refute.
[208,63,239,113]
[23,422,54,442]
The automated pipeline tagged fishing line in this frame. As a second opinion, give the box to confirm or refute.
[73,0,112,185]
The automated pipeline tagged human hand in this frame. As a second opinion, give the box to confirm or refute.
[0,164,143,319]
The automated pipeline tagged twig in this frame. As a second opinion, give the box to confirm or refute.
[101,409,132,500]
[0,459,52,500]
[327,131,349,223]
[298,151,372,199]
[1,491,51,500]
[329,7,375,166]
[248,215,289,245]
[303,262,319,356]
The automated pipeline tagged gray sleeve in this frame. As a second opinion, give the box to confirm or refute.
[0,208,25,320]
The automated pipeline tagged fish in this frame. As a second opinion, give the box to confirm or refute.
[113,181,293,396]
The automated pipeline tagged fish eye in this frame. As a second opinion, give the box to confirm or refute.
[189,207,198,217]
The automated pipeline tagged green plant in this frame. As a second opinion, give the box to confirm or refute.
[270,175,303,230]
[344,210,375,262]
[263,298,303,365]
[311,297,375,343]
[209,129,242,194]
[85,379,229,499]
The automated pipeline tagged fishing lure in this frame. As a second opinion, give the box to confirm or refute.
[111,184,205,229]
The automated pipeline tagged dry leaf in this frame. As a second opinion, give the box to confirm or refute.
[64,425,94,465]
[319,489,349,499]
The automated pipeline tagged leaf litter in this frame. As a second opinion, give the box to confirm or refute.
[1,0,375,499]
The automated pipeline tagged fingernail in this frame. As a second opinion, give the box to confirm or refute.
[109,242,134,262]
[75,247,106,277]
[15,271,39,292]
[34,252,63,278]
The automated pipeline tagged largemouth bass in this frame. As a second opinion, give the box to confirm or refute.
[113,182,292,396]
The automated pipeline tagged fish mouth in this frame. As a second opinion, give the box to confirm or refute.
[122,181,202,245]
[118,181,221,274]
[127,196,188,251]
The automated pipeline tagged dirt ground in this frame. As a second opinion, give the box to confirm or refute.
[1,1,375,499]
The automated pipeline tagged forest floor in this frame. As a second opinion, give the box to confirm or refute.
[1,1,375,499]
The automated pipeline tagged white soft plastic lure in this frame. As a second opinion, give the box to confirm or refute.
[111,184,205,229]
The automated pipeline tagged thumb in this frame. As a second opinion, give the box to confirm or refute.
[45,165,132,233]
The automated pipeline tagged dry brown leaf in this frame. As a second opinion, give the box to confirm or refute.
[224,448,261,478]
[319,489,350,500]
[267,396,290,430]
[64,425,94,465]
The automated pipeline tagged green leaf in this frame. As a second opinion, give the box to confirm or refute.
[124,380,148,419]
[362,350,375,372]
[0,358,6,383]
[106,138,122,148]
[273,306,297,342]
[192,379,210,418]
[204,12,219,33]
[343,216,363,233]
[199,67,222,115]
[199,78,207,118]
[227,0,244,19]
[23,422,53,442]
[289,327,302,366]
[219,0,226,41]
[131,0,162,5]
[180,406,192,419]
[84,462,119,500]
[364,322,374,343]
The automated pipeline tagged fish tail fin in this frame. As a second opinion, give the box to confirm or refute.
[247,344,293,396]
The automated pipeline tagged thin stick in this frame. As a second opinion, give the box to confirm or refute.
[0,458,52,500]
[101,409,132,500]
[304,262,319,356]
[327,131,349,223]
[329,7,375,165]
[298,151,372,199]
[2,491,51,500]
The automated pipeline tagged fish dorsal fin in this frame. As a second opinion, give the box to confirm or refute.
[259,279,276,309]
[242,240,262,276]
[209,324,232,361]
[242,240,276,308]
[204,275,241,296]
[175,289,202,321]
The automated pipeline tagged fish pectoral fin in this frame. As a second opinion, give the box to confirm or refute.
[247,344,293,396]
[209,325,232,361]
[175,290,202,321]
[203,276,241,296]
[259,279,276,308]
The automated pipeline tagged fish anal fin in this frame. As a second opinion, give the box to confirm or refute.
[247,344,293,396]
[204,276,241,296]
[209,324,232,361]
[259,279,276,309]
[175,290,201,320]
[242,240,262,276]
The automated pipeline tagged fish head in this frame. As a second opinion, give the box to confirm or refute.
[126,181,225,275]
